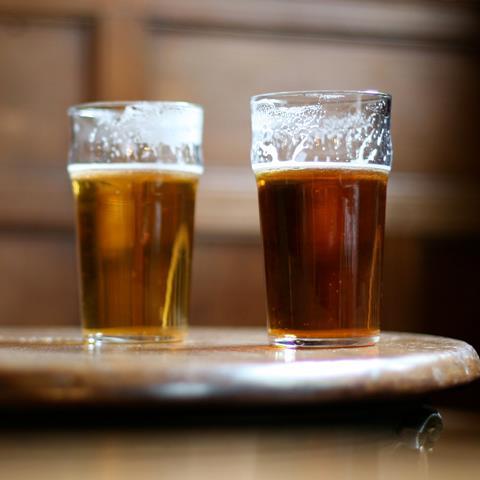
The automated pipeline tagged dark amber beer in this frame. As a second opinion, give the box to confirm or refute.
[251,90,392,346]
[256,166,387,345]
[70,166,199,341]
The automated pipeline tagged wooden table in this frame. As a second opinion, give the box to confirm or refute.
[0,327,477,405]
[0,327,479,479]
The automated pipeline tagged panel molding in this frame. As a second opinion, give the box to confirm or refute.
[1,166,478,238]
[147,0,479,48]
[0,0,478,48]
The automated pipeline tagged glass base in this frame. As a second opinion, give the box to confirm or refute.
[84,328,186,345]
[270,334,379,348]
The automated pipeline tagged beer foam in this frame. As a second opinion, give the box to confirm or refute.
[252,161,390,174]
[251,95,392,168]
[68,162,204,176]
[70,102,203,167]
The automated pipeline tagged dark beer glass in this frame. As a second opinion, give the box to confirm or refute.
[251,91,392,347]
[68,102,203,343]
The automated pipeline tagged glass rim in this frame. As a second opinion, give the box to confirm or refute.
[251,90,391,104]
[68,100,203,117]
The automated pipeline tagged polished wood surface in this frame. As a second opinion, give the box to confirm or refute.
[0,327,477,406]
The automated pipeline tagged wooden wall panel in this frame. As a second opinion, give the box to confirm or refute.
[421,236,480,349]
[0,17,90,326]
[147,29,479,175]
[0,19,90,168]
[0,232,78,326]
[0,167,73,229]
[382,237,425,333]
[190,241,266,326]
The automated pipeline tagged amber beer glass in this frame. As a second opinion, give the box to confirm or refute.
[68,102,203,343]
[251,91,392,347]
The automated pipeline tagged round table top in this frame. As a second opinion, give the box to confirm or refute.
[0,327,478,405]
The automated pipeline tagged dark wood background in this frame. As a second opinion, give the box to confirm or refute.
[0,0,479,352]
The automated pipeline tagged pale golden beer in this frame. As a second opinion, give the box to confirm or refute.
[70,166,199,341]
[68,101,203,343]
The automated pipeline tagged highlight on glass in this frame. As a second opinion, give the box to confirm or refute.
[68,101,203,344]
[251,90,392,347]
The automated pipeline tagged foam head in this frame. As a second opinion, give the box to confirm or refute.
[251,90,392,171]
[68,101,203,171]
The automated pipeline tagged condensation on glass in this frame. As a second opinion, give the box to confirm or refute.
[251,91,392,347]
[68,101,203,343]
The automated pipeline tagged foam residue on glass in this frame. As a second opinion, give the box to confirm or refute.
[68,102,203,175]
[251,93,392,172]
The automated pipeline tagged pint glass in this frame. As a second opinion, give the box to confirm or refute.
[68,102,203,343]
[251,91,392,347]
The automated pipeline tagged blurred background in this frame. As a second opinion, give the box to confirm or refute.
[0,0,479,351]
